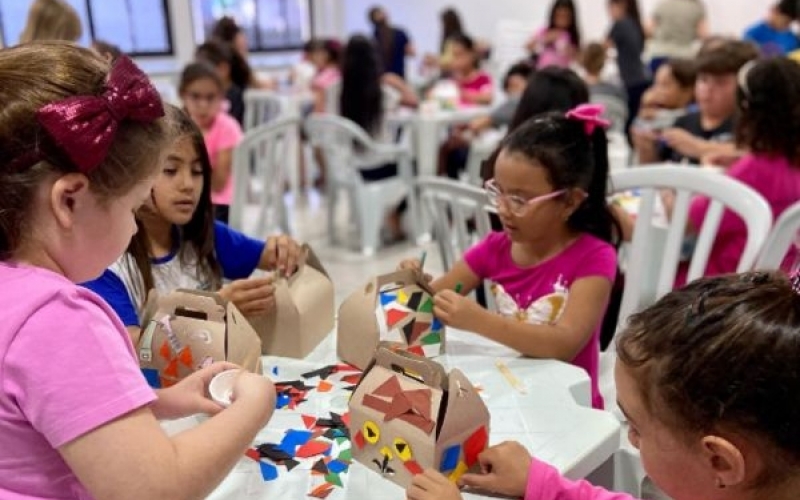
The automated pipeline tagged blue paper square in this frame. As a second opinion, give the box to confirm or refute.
[327,460,348,474]
[141,368,161,388]
[440,444,461,472]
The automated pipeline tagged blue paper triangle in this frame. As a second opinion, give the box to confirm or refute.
[379,292,397,306]
[278,429,313,454]
[431,318,443,332]
[259,461,278,481]
[275,393,291,409]
[141,368,161,388]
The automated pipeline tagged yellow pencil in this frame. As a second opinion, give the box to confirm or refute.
[495,360,527,394]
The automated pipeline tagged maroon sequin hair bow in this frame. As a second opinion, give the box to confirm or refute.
[36,55,164,173]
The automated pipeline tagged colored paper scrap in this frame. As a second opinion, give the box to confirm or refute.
[449,461,469,483]
[311,458,329,475]
[464,426,489,467]
[374,376,402,397]
[440,444,461,472]
[141,368,161,388]
[420,332,441,345]
[302,365,338,380]
[245,448,261,462]
[259,461,278,481]
[327,460,348,474]
[317,380,333,393]
[338,447,353,462]
[279,429,313,454]
[284,459,300,471]
[308,483,334,499]
[256,443,293,463]
[325,472,343,488]
[419,297,434,313]
[302,415,317,429]
[296,440,331,459]
[353,430,365,449]
[404,460,424,476]
[341,373,362,385]
[380,292,397,306]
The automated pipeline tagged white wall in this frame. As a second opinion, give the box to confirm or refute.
[338,0,765,58]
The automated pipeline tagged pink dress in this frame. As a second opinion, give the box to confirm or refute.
[677,154,800,286]
[464,232,618,409]
[0,262,156,499]
[203,111,243,207]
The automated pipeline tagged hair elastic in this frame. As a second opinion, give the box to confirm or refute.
[565,103,611,136]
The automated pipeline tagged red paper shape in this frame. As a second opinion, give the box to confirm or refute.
[406,345,425,357]
[405,460,424,475]
[309,483,334,499]
[302,415,317,429]
[386,309,410,328]
[341,373,362,385]
[296,440,331,459]
[245,448,261,462]
[464,426,489,467]
[163,358,179,378]
[410,321,431,345]
[336,363,360,372]
[404,389,433,420]
[318,381,333,393]
[362,393,392,414]
[159,340,171,360]
[374,376,402,398]
[342,412,350,427]
[178,347,193,367]
[353,430,366,449]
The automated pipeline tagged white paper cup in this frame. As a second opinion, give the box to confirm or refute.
[209,369,241,407]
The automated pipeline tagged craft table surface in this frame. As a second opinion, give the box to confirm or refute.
[162,329,619,500]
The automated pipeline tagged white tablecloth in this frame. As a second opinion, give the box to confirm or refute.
[163,329,619,500]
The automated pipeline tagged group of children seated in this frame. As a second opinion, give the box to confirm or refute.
[3,1,800,498]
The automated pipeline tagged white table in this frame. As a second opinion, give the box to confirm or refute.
[165,329,619,500]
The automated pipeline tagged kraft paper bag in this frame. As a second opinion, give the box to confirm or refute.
[248,244,334,358]
[137,289,263,388]
[348,342,490,489]
[338,269,445,370]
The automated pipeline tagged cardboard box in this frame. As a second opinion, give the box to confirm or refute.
[338,269,445,370]
[247,244,334,358]
[138,289,263,388]
[348,343,490,489]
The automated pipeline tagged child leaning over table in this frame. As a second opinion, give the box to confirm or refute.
[408,271,800,500]
[0,44,274,500]
[401,104,620,410]
[83,105,302,345]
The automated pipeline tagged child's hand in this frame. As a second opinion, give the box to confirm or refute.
[264,235,302,277]
[407,469,462,500]
[433,289,484,330]
[459,441,531,497]
[398,258,433,283]
[219,277,276,315]
[231,371,276,422]
[153,361,239,420]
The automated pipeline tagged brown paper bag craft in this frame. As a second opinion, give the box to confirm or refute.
[338,269,445,370]
[348,343,490,489]
[248,244,334,358]
[138,289,262,388]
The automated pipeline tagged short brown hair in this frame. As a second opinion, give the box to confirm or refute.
[664,58,696,89]
[618,272,800,486]
[580,42,607,76]
[19,0,82,43]
[695,40,760,76]
[0,42,168,259]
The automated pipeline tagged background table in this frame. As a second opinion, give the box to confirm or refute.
[162,329,619,500]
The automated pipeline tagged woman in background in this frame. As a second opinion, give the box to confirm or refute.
[646,0,707,73]
[527,0,581,69]
[211,16,274,89]
[19,0,81,43]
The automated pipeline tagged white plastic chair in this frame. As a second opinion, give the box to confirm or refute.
[229,116,298,237]
[755,199,800,269]
[590,93,628,134]
[463,129,503,186]
[243,89,286,130]
[605,166,772,498]
[303,114,418,256]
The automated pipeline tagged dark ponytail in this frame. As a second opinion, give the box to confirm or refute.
[499,112,620,246]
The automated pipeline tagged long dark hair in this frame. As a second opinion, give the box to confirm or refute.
[549,0,581,48]
[340,35,384,137]
[500,112,620,245]
[440,8,464,52]
[196,39,254,90]
[126,105,222,293]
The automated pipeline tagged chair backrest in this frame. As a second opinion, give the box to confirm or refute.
[229,116,299,235]
[590,93,628,134]
[243,89,285,130]
[609,166,772,349]
[464,129,503,186]
[417,177,495,271]
[755,199,800,269]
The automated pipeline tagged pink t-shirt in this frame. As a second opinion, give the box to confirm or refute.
[526,458,635,500]
[683,154,800,283]
[311,66,341,92]
[204,111,243,206]
[0,262,156,499]
[457,71,493,105]
[530,28,574,69]
[464,232,617,409]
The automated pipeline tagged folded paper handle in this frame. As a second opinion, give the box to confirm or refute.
[283,244,311,287]
[374,341,447,389]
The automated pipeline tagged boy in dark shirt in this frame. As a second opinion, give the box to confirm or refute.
[633,40,759,164]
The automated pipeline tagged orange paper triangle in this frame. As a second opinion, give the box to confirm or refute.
[164,358,179,378]
[178,347,194,368]
[159,340,171,360]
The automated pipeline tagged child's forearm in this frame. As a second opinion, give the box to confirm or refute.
[472,311,583,362]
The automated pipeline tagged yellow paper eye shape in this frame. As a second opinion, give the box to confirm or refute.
[394,438,412,461]
[363,421,380,444]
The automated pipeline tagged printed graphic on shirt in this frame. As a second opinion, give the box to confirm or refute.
[492,275,568,324]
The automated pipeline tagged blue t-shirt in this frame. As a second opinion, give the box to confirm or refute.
[82,221,265,326]
[374,27,410,78]
[744,21,800,56]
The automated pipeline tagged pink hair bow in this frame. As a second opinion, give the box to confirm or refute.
[36,55,164,173]
[565,103,611,136]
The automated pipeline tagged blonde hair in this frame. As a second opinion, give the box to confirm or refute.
[0,42,168,259]
[19,0,82,43]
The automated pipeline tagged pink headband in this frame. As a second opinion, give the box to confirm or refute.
[32,55,164,173]
[565,103,611,136]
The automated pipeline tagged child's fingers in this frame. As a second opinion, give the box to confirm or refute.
[413,470,443,491]
[406,484,429,500]
[459,472,496,490]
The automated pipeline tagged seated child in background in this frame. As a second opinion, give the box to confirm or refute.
[744,0,799,56]
[0,44,273,499]
[469,62,534,134]
[526,0,581,69]
[407,271,800,500]
[83,105,302,344]
[196,40,247,126]
[634,40,758,165]
[673,57,800,285]
[633,57,695,130]
[580,42,627,103]
[405,105,620,409]
[178,61,243,223]
[309,38,343,113]
[446,33,494,106]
